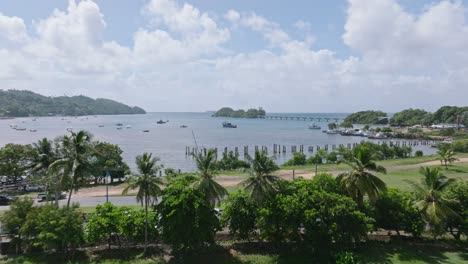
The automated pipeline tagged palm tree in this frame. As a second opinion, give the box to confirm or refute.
[337,145,387,209]
[240,150,279,205]
[122,152,163,254]
[408,167,460,237]
[437,147,458,169]
[192,148,228,206]
[30,138,56,174]
[50,130,94,208]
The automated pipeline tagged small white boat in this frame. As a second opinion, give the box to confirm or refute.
[126,125,132,129]
[308,124,321,130]
[326,130,338,134]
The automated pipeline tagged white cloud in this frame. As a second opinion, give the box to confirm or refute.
[1,0,468,112]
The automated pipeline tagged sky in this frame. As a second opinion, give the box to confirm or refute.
[1,0,468,113]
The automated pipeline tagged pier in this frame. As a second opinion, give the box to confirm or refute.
[261,115,344,122]
[185,140,436,157]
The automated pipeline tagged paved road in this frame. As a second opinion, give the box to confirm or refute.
[0,195,141,211]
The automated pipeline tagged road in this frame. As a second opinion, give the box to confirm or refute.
[0,195,141,211]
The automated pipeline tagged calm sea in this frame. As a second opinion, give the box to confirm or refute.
[0,112,434,171]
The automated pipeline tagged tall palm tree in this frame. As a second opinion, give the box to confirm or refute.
[192,148,228,206]
[240,150,279,205]
[50,130,94,208]
[29,138,63,206]
[337,145,387,209]
[437,147,458,169]
[408,167,460,237]
[122,152,163,254]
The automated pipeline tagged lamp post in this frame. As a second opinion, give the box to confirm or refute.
[105,170,110,203]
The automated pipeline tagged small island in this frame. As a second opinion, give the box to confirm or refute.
[212,107,266,118]
[0,90,146,117]
[342,110,388,125]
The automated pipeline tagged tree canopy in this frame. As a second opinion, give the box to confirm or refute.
[343,110,388,125]
[212,107,266,118]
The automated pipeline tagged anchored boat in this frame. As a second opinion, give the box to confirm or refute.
[222,122,237,128]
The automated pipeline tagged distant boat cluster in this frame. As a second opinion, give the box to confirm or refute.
[96,119,191,133]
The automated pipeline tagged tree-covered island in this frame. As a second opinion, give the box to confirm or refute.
[212,107,266,118]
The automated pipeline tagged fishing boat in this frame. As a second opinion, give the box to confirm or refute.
[29,129,37,132]
[126,125,132,129]
[116,127,123,130]
[308,124,321,130]
[222,122,237,128]
[180,125,188,128]
[142,129,150,132]
[368,132,387,139]
[156,120,166,124]
[326,130,338,134]
[16,127,26,131]
[98,125,104,127]
[116,123,123,126]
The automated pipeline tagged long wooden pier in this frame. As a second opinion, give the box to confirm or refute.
[185,140,435,157]
[261,115,344,122]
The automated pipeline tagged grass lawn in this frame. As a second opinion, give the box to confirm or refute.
[377,162,468,192]
[1,240,466,264]
[78,204,143,214]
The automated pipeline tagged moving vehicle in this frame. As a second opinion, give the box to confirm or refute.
[37,192,66,202]
[0,195,15,205]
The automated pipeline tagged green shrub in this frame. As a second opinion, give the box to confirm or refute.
[283,152,307,166]
[216,151,250,170]
[414,150,424,157]
[221,191,258,240]
[335,251,359,264]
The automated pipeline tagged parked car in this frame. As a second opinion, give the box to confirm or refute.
[37,192,67,202]
[0,195,16,206]
[18,185,45,192]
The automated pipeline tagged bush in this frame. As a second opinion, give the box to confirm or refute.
[414,150,424,157]
[381,127,392,133]
[0,198,34,253]
[335,251,359,264]
[374,189,424,237]
[283,152,307,166]
[157,176,220,253]
[327,151,338,164]
[20,204,84,252]
[443,181,468,240]
[451,140,468,153]
[216,151,250,170]
[221,191,258,240]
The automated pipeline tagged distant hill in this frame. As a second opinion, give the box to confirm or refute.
[342,110,388,125]
[0,90,146,117]
[212,107,266,118]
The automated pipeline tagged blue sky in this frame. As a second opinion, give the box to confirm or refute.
[1,0,468,112]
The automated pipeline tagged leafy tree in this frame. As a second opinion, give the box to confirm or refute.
[437,146,458,169]
[327,151,338,164]
[241,150,280,205]
[221,191,258,241]
[408,167,460,237]
[157,176,219,253]
[337,145,387,209]
[192,148,228,206]
[451,139,468,153]
[443,181,468,240]
[302,191,372,250]
[50,130,95,208]
[0,143,35,184]
[216,150,250,170]
[119,207,158,243]
[20,204,84,253]
[283,152,307,166]
[374,189,424,237]
[212,107,266,118]
[85,202,123,248]
[328,123,338,130]
[0,198,34,253]
[415,150,424,157]
[92,142,130,183]
[122,152,163,254]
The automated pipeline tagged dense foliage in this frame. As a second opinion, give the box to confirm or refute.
[390,106,468,127]
[215,151,250,170]
[212,107,266,118]
[157,176,220,253]
[0,90,145,117]
[389,108,432,126]
[221,191,258,240]
[343,110,388,124]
